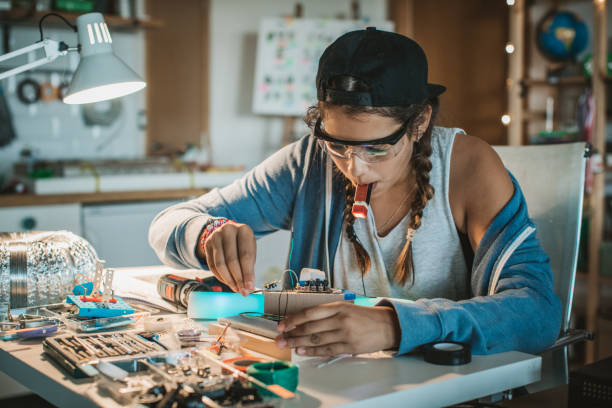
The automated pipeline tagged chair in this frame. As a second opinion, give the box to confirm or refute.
[493,142,589,393]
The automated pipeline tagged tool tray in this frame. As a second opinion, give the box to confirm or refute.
[43,333,167,378]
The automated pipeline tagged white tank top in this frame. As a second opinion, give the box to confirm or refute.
[333,127,470,300]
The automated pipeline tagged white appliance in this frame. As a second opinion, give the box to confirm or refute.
[82,200,181,267]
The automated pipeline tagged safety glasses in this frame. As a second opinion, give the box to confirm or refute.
[314,118,409,163]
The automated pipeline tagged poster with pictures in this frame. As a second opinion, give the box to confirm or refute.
[252,18,394,116]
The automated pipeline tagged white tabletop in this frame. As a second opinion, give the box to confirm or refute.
[0,266,542,407]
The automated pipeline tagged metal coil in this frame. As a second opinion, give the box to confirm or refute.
[9,241,28,309]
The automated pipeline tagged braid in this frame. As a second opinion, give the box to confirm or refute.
[343,180,371,276]
[394,121,436,286]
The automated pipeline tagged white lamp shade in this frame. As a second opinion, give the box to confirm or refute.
[62,12,146,105]
[63,53,146,104]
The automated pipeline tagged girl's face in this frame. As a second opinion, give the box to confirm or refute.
[321,105,430,198]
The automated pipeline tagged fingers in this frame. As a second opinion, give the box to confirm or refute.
[237,226,256,292]
[222,233,245,294]
[277,329,344,349]
[203,222,257,296]
[279,315,336,338]
[296,343,351,357]
[208,239,238,292]
[277,302,344,332]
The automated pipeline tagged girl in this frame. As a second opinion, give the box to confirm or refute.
[150,28,561,357]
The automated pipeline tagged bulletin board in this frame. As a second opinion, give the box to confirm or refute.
[252,18,394,116]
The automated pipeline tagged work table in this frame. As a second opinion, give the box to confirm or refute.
[0,267,543,408]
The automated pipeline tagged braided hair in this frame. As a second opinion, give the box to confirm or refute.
[304,75,439,286]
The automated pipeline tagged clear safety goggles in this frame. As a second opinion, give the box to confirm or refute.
[314,118,408,163]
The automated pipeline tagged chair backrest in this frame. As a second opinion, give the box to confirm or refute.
[493,143,586,333]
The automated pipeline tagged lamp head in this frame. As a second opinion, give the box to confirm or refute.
[63,13,146,105]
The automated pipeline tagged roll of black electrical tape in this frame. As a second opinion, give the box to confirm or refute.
[423,341,471,365]
[17,78,41,105]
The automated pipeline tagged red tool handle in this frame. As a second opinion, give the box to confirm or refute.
[80,295,117,303]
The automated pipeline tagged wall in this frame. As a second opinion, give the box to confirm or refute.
[0,23,146,183]
[208,0,388,167]
[412,1,508,146]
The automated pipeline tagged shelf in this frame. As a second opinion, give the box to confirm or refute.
[0,9,164,30]
[522,76,590,87]
[576,273,612,285]
[0,188,208,207]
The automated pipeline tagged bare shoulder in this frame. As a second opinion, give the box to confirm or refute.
[449,132,514,249]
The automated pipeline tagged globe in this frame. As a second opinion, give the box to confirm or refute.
[536,10,589,62]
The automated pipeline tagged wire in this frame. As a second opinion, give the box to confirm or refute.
[38,13,77,42]
[361,269,367,297]
[239,311,284,322]
[288,231,294,268]
[286,269,299,287]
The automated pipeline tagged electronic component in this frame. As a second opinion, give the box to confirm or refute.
[263,290,353,316]
[95,352,267,406]
[66,261,135,318]
[157,274,232,308]
[66,294,134,318]
[196,349,296,399]
[352,183,372,219]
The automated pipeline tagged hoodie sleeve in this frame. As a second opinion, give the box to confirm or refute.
[377,178,562,355]
[148,136,315,269]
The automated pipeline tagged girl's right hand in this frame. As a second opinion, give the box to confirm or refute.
[197,222,256,296]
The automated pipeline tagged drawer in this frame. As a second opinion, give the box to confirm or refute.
[0,204,82,235]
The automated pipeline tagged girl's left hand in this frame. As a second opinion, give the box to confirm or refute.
[275,302,401,356]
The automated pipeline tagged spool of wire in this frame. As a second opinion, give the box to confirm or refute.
[246,361,298,396]
[423,341,471,365]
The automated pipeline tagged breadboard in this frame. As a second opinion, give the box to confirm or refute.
[264,291,352,316]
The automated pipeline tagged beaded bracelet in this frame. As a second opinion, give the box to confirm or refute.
[199,218,236,250]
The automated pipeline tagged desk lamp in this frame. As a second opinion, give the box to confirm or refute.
[0,12,146,104]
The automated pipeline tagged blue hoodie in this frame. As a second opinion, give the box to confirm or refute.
[149,130,562,355]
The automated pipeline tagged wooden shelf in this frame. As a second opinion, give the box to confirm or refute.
[0,189,208,207]
[522,76,590,87]
[508,0,608,365]
[0,9,164,30]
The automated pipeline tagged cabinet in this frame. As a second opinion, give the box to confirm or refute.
[506,0,610,364]
[0,203,82,234]
[82,200,181,267]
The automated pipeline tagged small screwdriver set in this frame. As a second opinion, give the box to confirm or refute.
[43,332,168,378]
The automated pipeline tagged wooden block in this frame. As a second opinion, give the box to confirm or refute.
[208,322,292,361]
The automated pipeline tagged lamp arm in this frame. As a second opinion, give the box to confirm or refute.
[0,39,70,81]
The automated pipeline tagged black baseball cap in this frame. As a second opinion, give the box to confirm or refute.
[316,27,445,106]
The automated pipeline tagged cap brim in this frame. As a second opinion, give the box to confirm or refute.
[427,83,446,98]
